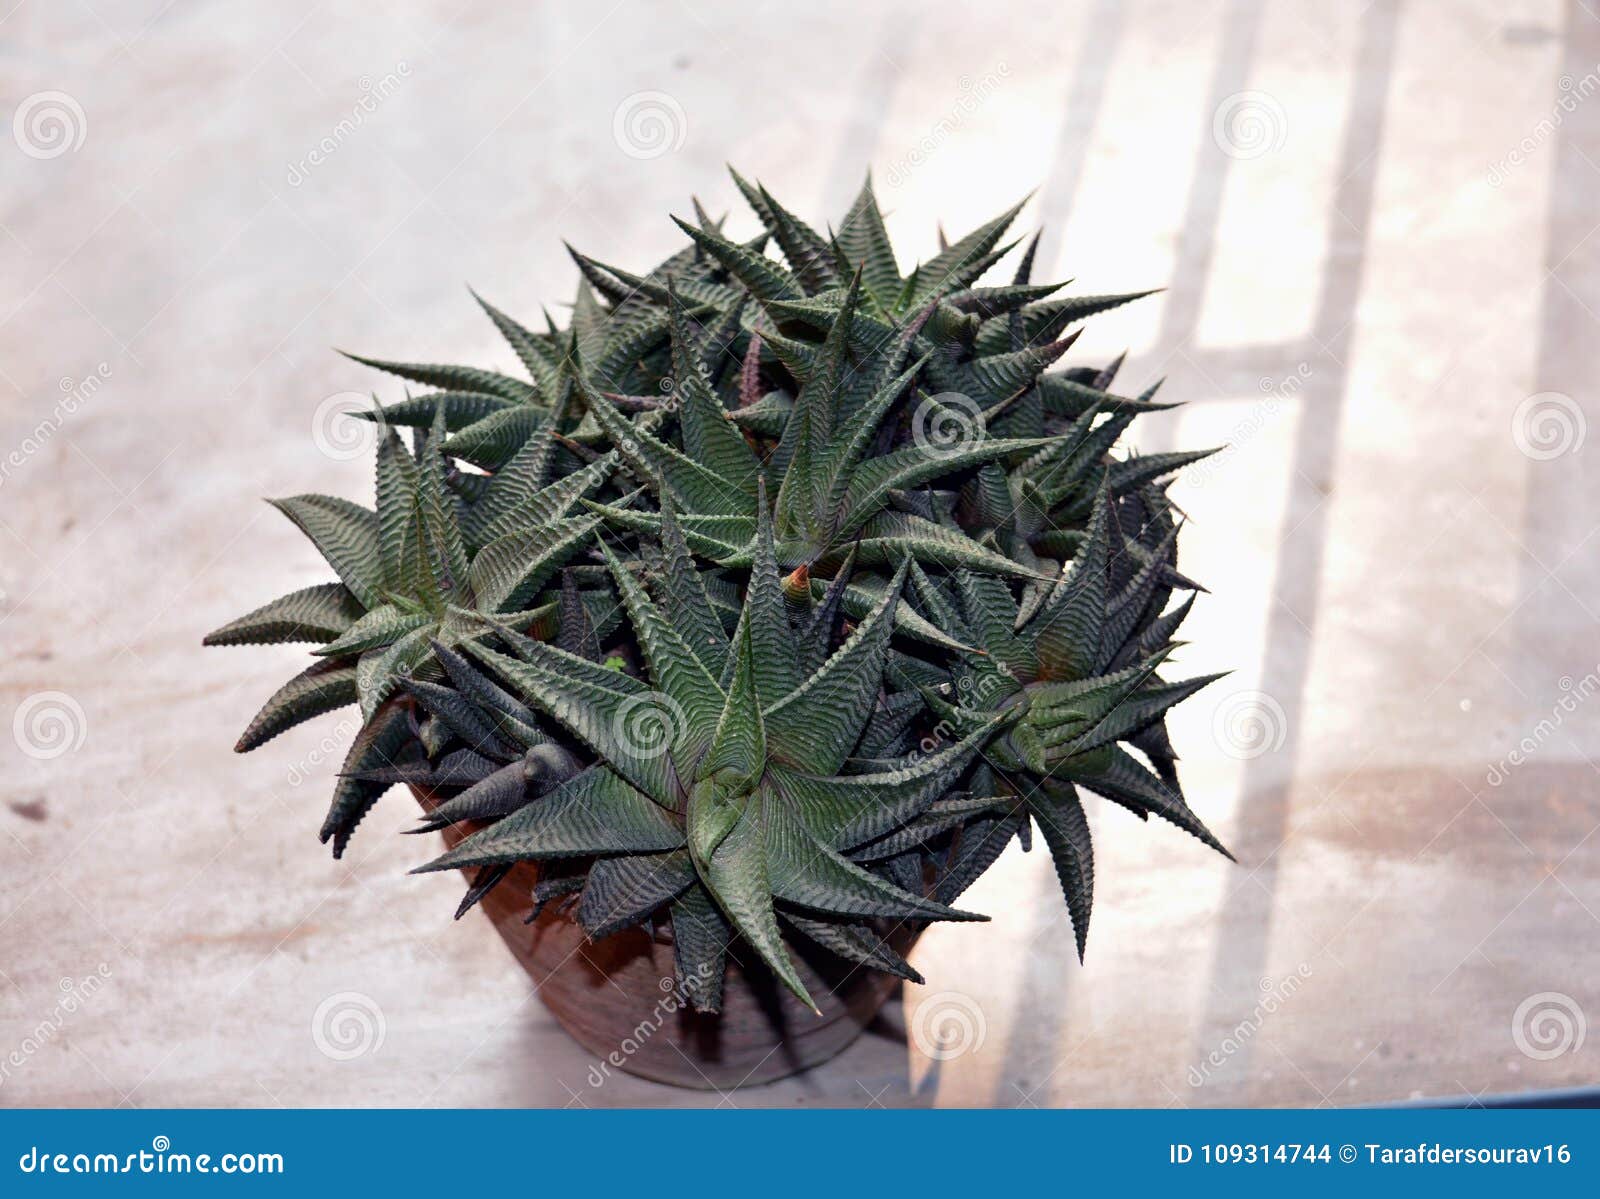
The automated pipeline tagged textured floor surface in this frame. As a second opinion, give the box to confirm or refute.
[2,0,1598,1108]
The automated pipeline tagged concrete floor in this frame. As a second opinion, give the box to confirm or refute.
[2,0,1598,1107]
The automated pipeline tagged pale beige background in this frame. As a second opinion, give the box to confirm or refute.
[2,0,1597,1107]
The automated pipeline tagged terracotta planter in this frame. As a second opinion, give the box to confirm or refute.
[414,785,915,1089]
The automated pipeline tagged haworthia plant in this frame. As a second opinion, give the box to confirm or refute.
[208,169,1230,1011]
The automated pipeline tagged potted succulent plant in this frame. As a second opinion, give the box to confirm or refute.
[206,171,1230,1088]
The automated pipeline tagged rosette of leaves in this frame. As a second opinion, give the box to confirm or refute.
[414,503,1007,1011]
[207,168,1232,1004]
[571,173,1214,606]
[345,202,766,470]
[579,275,1074,581]
[893,477,1230,958]
[204,409,622,850]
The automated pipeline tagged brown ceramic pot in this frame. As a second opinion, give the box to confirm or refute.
[413,785,915,1089]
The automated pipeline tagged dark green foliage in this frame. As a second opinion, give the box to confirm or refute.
[208,170,1229,1010]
